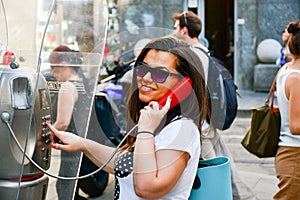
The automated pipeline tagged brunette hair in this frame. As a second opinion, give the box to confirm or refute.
[287,20,300,58]
[50,45,83,72]
[173,11,202,38]
[123,37,208,151]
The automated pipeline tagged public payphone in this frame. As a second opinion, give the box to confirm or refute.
[0,60,52,199]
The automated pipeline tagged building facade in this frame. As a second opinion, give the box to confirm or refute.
[113,0,300,91]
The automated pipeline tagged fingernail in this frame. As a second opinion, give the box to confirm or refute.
[51,143,56,148]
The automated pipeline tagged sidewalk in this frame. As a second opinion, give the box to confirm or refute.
[223,90,278,200]
[236,89,269,117]
[222,117,277,200]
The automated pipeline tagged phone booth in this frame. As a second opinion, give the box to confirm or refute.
[0,61,52,199]
[0,0,108,199]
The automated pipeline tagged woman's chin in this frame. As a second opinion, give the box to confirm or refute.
[139,93,158,103]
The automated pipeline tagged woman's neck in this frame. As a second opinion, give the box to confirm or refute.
[287,58,300,70]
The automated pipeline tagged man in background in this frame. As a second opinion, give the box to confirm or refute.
[172,11,256,200]
[173,11,209,79]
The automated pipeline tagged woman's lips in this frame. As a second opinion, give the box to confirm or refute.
[140,85,155,92]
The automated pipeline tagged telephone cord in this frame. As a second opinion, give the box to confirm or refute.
[1,111,137,180]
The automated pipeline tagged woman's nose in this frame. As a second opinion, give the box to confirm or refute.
[142,71,153,82]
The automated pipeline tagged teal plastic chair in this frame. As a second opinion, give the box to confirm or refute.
[189,156,233,200]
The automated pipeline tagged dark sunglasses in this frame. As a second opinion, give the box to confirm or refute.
[134,61,181,83]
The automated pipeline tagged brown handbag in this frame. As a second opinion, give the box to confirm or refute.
[241,74,281,158]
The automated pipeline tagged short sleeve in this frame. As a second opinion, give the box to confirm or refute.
[155,118,200,159]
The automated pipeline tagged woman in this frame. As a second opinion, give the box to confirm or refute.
[47,37,208,199]
[49,45,92,200]
[50,45,84,133]
[274,20,300,200]
[277,28,292,67]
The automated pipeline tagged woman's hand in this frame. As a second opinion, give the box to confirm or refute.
[138,96,171,133]
[46,121,85,152]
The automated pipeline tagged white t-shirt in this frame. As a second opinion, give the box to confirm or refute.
[190,43,209,84]
[277,68,300,147]
[114,117,200,200]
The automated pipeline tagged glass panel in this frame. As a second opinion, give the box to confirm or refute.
[0,0,107,199]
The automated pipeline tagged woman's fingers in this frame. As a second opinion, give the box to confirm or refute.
[138,97,172,131]
[148,96,171,112]
[45,121,83,152]
[46,121,59,135]
[46,122,65,149]
[144,96,172,115]
[160,96,171,114]
[46,122,62,140]
[50,142,64,150]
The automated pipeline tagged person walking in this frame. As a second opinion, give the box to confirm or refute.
[273,20,300,200]
[277,28,292,67]
[172,11,209,79]
[172,11,256,200]
[47,37,208,199]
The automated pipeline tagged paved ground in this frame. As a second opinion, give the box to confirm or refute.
[46,90,279,200]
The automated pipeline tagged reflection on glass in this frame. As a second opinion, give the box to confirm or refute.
[49,46,93,200]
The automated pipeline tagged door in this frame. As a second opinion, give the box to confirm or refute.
[205,0,234,76]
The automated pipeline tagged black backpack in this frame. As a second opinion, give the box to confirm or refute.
[195,47,238,130]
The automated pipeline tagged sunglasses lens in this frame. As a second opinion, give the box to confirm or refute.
[151,68,168,83]
[135,62,170,83]
[135,64,148,77]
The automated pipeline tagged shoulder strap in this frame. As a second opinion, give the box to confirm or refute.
[193,46,210,56]
[265,69,280,110]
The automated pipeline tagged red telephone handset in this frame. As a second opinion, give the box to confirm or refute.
[158,76,193,109]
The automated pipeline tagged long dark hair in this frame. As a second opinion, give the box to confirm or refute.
[123,37,208,151]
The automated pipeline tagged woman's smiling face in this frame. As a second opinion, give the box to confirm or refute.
[137,49,180,103]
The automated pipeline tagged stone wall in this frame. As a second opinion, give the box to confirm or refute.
[118,0,183,30]
[235,0,258,90]
[117,0,300,91]
[236,0,300,90]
